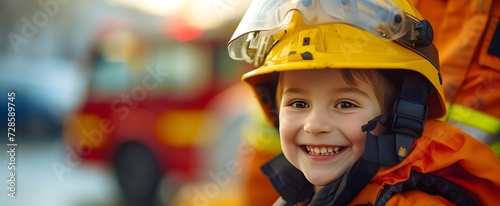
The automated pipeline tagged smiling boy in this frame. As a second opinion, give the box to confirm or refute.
[228,0,500,205]
[278,69,392,192]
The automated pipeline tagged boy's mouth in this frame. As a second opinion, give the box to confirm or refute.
[304,145,346,155]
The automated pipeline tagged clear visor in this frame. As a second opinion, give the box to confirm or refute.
[228,0,410,65]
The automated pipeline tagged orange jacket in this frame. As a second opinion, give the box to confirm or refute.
[409,0,500,136]
[352,120,500,205]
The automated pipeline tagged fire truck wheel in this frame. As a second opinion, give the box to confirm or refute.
[113,141,161,206]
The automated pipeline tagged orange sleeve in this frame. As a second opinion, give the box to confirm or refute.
[411,0,500,119]
[386,190,455,206]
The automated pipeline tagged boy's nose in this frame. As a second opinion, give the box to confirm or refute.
[303,108,333,135]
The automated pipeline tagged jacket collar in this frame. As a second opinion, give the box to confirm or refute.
[261,154,345,206]
[261,154,314,204]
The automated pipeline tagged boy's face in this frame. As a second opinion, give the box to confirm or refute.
[278,69,383,188]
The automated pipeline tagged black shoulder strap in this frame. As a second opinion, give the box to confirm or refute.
[330,158,380,205]
[375,170,475,206]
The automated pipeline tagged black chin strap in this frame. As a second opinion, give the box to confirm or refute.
[332,72,431,205]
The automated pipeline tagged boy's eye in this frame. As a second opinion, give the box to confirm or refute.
[335,101,356,109]
[290,101,309,108]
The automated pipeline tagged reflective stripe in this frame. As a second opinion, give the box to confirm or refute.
[446,104,500,134]
[448,120,499,144]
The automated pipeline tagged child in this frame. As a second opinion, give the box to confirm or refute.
[227,0,500,205]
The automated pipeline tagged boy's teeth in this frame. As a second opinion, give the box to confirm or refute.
[320,147,326,153]
[306,146,343,155]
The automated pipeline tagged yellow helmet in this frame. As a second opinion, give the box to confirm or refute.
[228,0,445,126]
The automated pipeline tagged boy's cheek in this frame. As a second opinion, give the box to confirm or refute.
[279,113,300,126]
[278,121,293,139]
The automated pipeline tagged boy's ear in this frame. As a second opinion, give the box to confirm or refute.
[255,83,279,128]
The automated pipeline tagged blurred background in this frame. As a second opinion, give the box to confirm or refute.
[3,1,499,206]
[0,0,282,205]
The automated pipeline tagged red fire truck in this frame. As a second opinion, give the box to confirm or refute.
[63,24,246,205]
